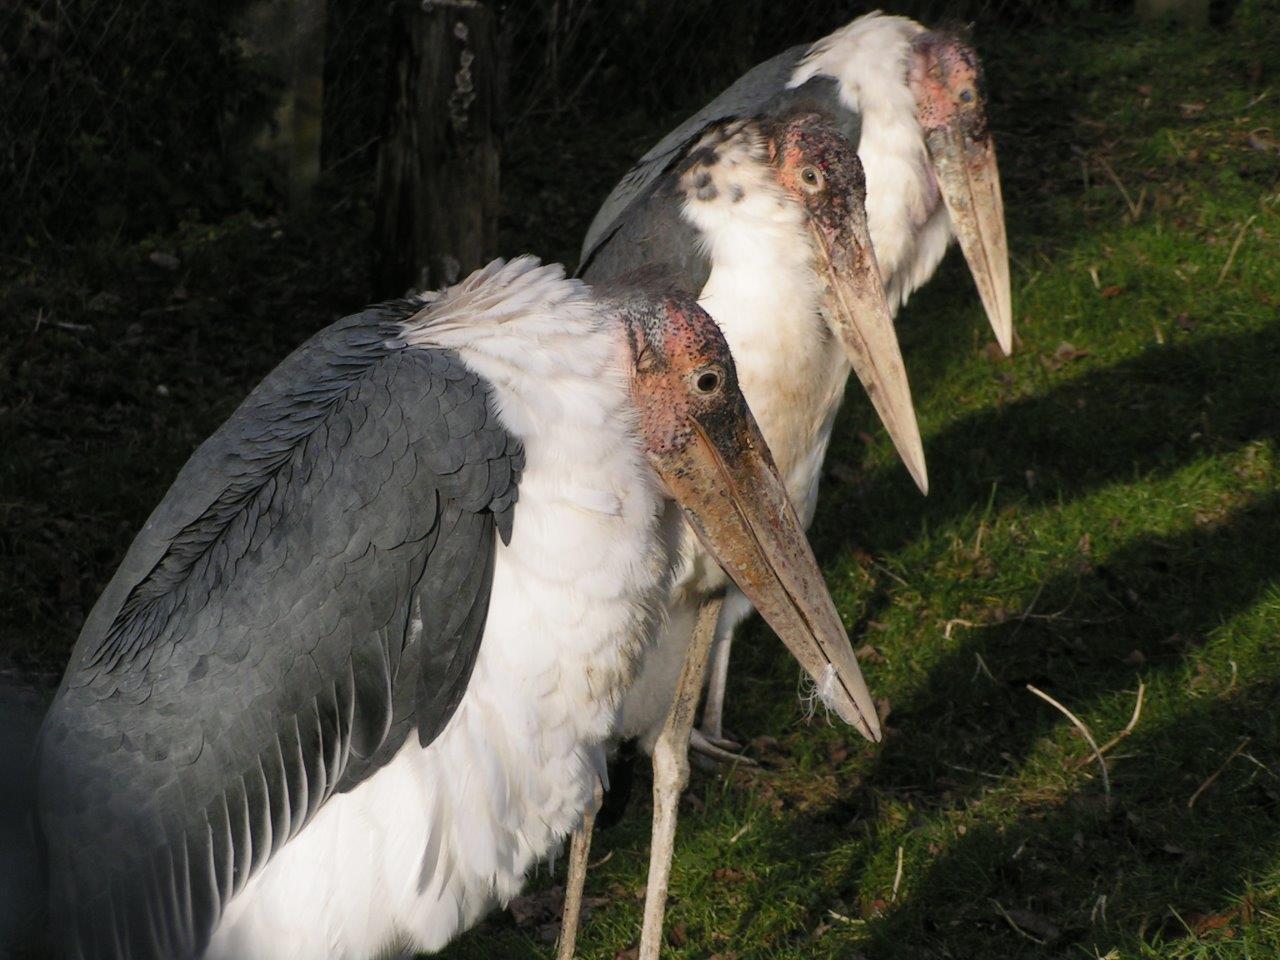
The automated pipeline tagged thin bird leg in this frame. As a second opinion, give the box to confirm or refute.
[699,627,733,743]
[692,608,756,767]
[638,593,726,960]
[700,632,731,742]
[557,776,604,960]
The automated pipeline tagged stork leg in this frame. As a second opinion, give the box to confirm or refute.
[699,629,734,742]
[557,776,604,960]
[638,593,726,960]
[692,593,756,766]
[689,726,752,766]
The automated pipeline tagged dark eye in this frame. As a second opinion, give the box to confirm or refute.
[799,166,824,191]
[695,367,722,394]
[959,88,974,103]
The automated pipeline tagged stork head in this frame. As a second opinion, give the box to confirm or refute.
[765,110,928,495]
[615,288,880,742]
[909,33,1013,354]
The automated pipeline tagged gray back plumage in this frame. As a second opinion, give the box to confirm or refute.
[577,45,860,295]
[36,301,522,959]
[578,162,710,291]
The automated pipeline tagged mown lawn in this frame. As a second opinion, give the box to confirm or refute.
[2,5,1278,960]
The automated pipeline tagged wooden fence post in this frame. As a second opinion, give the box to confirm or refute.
[374,0,501,298]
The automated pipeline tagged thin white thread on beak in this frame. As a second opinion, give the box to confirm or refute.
[815,663,840,712]
[798,664,839,724]
[798,671,817,720]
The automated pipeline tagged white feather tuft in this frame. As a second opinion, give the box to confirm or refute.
[815,663,840,712]
[399,256,584,345]
[795,664,839,726]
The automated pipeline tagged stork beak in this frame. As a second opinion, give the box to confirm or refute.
[655,404,881,742]
[808,215,929,495]
[925,125,1013,355]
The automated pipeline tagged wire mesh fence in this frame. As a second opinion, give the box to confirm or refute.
[1,0,275,246]
[1,0,1111,257]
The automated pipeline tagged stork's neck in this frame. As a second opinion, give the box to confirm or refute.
[790,12,951,312]
[679,171,849,505]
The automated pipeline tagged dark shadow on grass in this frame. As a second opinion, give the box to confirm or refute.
[855,690,1280,959]
[812,319,1280,565]
[852,491,1280,958]
[722,489,1280,958]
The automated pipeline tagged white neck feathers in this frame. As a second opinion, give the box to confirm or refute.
[398,257,632,443]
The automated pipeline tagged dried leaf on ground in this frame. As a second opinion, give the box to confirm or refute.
[1185,908,1241,937]
[854,643,885,664]
[1038,341,1091,372]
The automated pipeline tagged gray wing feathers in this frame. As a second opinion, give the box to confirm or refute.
[578,172,711,292]
[37,302,523,959]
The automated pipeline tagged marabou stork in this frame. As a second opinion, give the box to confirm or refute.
[581,11,1012,763]
[555,108,917,959]
[35,258,882,960]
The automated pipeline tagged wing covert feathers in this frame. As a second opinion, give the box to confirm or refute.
[38,298,523,960]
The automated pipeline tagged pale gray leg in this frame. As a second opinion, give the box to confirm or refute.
[689,726,754,766]
[638,594,725,960]
[556,776,603,960]
[695,589,755,762]
[699,629,733,743]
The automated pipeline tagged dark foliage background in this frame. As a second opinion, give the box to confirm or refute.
[2,0,1119,256]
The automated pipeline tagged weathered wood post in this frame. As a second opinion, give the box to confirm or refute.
[374,0,501,298]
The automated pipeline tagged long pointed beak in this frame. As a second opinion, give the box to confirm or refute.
[926,126,1013,355]
[808,218,929,495]
[655,407,881,742]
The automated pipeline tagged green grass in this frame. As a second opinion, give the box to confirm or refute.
[3,6,1279,960]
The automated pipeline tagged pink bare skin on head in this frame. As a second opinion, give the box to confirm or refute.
[620,293,744,461]
[756,111,929,493]
[907,32,1013,355]
[766,111,876,274]
[909,34,990,143]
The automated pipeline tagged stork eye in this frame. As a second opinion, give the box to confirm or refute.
[799,166,824,192]
[694,367,723,395]
[959,88,974,104]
